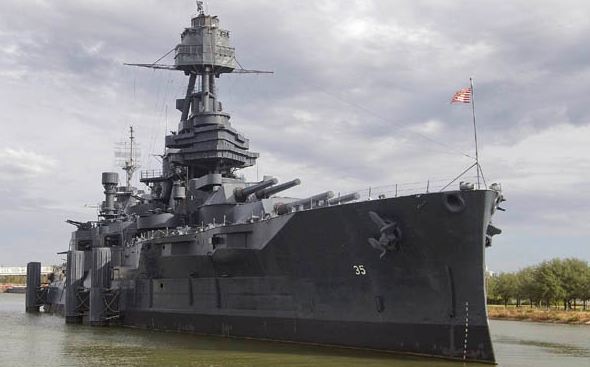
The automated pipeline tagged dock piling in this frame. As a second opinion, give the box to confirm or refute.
[25,262,41,313]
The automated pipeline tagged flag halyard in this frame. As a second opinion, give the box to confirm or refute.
[449,78,485,189]
[451,87,472,104]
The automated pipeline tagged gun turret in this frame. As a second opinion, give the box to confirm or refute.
[255,178,301,199]
[234,178,278,202]
[275,191,334,215]
[66,219,92,230]
[328,192,360,205]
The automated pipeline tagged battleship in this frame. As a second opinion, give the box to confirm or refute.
[25,3,505,363]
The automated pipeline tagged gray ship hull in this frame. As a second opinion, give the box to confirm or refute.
[119,190,495,363]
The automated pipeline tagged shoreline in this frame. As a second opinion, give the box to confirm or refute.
[487,306,590,325]
[0,284,26,294]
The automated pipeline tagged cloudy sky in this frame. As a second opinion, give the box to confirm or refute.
[0,0,588,271]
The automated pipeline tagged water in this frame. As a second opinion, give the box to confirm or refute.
[1,294,588,367]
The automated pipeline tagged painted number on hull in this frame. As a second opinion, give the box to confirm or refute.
[353,265,366,276]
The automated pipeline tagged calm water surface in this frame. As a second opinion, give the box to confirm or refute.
[1,294,588,367]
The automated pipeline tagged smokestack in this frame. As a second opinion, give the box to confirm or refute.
[101,172,118,216]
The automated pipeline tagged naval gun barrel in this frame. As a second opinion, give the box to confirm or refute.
[256,178,301,199]
[275,191,334,215]
[328,192,360,205]
[234,178,278,202]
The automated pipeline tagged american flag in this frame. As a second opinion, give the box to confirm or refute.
[451,87,472,103]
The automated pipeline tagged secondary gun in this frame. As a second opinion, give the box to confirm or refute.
[65,219,92,230]
[275,191,334,215]
[327,192,360,205]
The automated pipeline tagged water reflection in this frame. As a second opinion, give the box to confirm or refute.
[3,294,590,367]
[490,319,590,367]
[60,323,475,367]
[495,336,590,358]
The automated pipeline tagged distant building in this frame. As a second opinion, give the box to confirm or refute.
[0,266,55,275]
[485,266,496,277]
[0,266,57,287]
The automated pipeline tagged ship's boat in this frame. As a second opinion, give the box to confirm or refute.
[26,4,504,363]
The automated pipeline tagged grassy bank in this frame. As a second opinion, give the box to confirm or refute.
[488,305,590,324]
[0,275,26,285]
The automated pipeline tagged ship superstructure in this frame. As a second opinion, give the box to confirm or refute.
[26,4,504,363]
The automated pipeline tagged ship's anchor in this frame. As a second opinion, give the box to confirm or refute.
[367,211,402,258]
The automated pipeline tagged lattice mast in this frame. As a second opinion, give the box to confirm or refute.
[115,126,140,188]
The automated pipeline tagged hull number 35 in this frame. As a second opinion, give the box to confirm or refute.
[353,265,366,275]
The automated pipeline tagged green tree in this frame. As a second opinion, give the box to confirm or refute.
[486,258,590,309]
[495,272,518,307]
[486,273,500,304]
[517,266,540,307]
[560,258,589,309]
[535,260,566,309]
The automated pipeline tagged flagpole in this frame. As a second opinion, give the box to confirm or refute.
[470,77,480,189]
